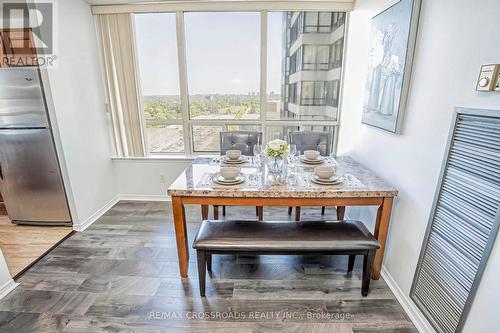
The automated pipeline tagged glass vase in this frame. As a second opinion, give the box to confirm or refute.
[267,156,284,173]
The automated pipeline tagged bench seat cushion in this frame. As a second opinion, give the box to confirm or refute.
[193,220,380,252]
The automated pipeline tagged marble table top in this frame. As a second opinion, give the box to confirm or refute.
[167,156,398,198]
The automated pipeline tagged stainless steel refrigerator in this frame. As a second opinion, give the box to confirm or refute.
[0,67,72,226]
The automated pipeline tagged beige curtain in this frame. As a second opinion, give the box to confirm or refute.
[97,14,146,157]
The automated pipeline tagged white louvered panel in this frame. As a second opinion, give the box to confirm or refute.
[422,241,470,304]
[429,232,478,290]
[438,191,495,233]
[455,126,500,142]
[412,110,500,333]
[442,182,497,220]
[435,207,488,249]
[452,142,500,168]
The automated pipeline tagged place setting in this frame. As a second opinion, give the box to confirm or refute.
[199,166,263,188]
[212,167,246,186]
[220,150,248,166]
[299,150,326,165]
[309,165,345,186]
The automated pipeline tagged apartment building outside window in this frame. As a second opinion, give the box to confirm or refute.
[280,12,346,122]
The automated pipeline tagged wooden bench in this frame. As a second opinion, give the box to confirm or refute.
[193,220,380,297]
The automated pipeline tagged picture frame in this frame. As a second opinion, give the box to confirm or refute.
[362,0,421,133]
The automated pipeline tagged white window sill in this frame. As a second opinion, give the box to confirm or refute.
[111,155,213,162]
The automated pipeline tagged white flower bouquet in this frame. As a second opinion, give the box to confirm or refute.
[265,139,289,158]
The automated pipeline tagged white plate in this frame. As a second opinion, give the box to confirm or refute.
[312,174,342,183]
[214,173,242,183]
[222,157,246,164]
[310,174,344,185]
[300,156,325,164]
[213,174,246,186]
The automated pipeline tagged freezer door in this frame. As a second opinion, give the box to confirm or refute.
[0,68,49,128]
[0,129,71,223]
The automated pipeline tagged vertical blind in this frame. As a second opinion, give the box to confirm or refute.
[411,108,500,333]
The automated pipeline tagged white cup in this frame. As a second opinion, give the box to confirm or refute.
[220,167,240,180]
[304,150,320,160]
[226,150,242,160]
[314,165,336,180]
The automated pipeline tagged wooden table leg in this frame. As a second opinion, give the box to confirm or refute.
[172,196,189,278]
[295,207,301,222]
[336,206,346,220]
[213,205,219,219]
[201,205,209,220]
[257,207,264,221]
[372,197,394,280]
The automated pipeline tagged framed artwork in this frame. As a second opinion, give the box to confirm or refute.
[362,0,421,133]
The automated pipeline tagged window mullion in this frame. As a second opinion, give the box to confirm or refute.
[333,13,349,155]
[260,10,268,143]
[176,11,191,155]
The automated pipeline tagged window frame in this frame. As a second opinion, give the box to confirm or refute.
[132,10,348,156]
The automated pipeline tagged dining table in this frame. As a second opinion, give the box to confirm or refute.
[167,155,398,280]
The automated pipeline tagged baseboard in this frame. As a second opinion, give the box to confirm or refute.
[72,195,120,232]
[118,194,171,202]
[0,279,19,300]
[381,266,435,333]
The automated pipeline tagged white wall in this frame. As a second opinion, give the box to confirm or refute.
[0,250,17,299]
[44,0,118,228]
[113,159,191,199]
[338,0,500,332]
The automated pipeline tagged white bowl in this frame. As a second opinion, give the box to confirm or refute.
[304,150,320,160]
[226,150,242,160]
[314,165,336,180]
[220,167,240,180]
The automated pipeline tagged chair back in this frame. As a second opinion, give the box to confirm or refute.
[220,131,262,156]
[289,131,332,156]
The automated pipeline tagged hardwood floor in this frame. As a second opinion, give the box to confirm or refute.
[0,201,416,333]
[0,217,73,277]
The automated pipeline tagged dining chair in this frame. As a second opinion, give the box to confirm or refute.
[212,131,263,220]
[220,131,262,156]
[288,131,341,221]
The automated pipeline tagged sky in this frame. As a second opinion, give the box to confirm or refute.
[134,12,283,96]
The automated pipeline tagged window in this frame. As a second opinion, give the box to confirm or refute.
[289,83,298,105]
[133,10,346,154]
[332,12,346,29]
[299,45,330,71]
[185,12,260,122]
[326,80,341,107]
[317,45,330,70]
[134,13,182,153]
[302,45,316,70]
[318,13,333,32]
[290,52,298,74]
[147,125,184,153]
[266,125,337,146]
[192,125,224,152]
[304,12,319,33]
[303,12,334,33]
[268,11,345,122]
[330,38,344,69]
[301,81,327,106]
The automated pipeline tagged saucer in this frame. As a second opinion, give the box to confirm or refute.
[310,174,344,185]
[222,156,246,165]
[300,156,325,164]
[213,173,245,185]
